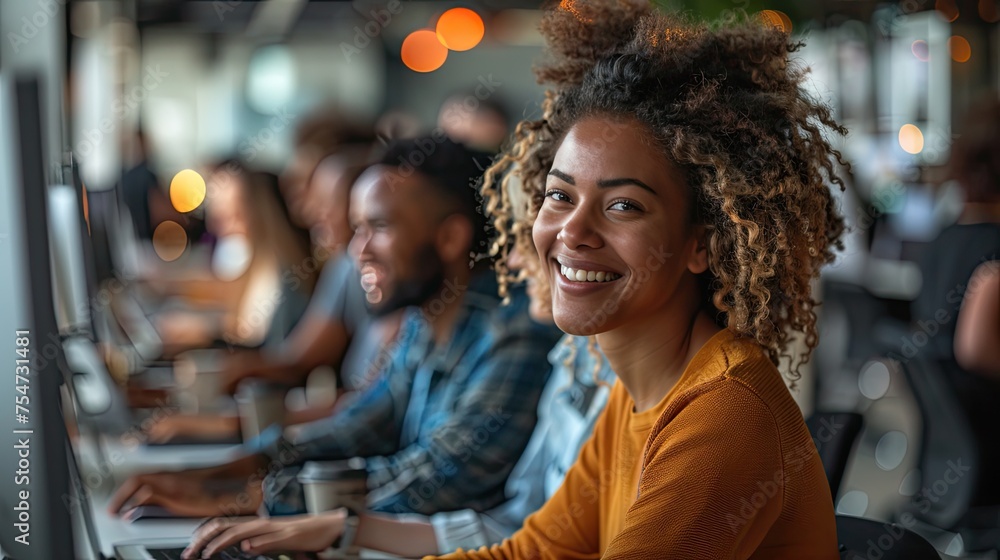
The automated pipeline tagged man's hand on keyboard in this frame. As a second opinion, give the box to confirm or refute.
[108,470,263,518]
[181,511,347,559]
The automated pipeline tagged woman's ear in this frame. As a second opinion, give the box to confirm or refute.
[686,225,710,275]
[437,214,474,263]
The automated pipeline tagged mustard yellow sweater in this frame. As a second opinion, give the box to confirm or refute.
[433,329,838,559]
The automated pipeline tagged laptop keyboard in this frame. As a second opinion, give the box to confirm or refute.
[148,546,280,560]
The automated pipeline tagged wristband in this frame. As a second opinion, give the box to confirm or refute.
[320,508,360,560]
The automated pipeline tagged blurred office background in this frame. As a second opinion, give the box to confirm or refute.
[2,0,1000,557]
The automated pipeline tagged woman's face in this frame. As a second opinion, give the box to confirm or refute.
[532,116,708,336]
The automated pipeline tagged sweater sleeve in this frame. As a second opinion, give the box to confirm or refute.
[603,380,784,560]
[430,390,612,560]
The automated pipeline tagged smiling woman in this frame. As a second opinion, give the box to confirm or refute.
[438,0,848,559]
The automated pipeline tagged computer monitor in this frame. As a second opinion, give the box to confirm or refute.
[86,187,121,289]
[48,183,94,336]
[0,75,78,560]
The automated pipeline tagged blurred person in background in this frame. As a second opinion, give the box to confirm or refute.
[181,242,615,558]
[215,137,399,401]
[152,162,317,354]
[119,127,206,245]
[108,139,562,540]
[146,150,405,444]
[911,95,1000,368]
[907,95,1000,510]
[119,127,160,241]
[438,91,510,154]
[280,108,373,233]
[955,260,1000,377]
[300,148,372,257]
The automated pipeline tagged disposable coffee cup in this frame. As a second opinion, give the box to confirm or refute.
[172,349,225,413]
[234,380,287,441]
[297,458,368,515]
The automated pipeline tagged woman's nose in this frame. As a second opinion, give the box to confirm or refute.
[556,206,603,250]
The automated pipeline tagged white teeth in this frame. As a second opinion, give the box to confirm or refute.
[560,264,620,283]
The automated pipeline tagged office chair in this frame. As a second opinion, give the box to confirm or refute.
[895,357,1000,553]
[837,515,940,560]
[807,412,864,498]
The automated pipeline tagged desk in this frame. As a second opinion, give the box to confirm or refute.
[75,433,244,558]
[74,434,402,559]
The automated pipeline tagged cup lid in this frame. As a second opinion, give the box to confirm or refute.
[297,458,368,482]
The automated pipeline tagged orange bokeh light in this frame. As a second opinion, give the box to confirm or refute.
[401,29,448,72]
[935,0,960,21]
[949,35,971,62]
[980,0,999,22]
[169,169,207,213]
[152,220,188,261]
[81,184,90,233]
[759,10,792,34]
[436,8,485,51]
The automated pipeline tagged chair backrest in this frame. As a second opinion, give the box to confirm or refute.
[837,515,940,559]
[895,358,979,529]
[807,412,863,498]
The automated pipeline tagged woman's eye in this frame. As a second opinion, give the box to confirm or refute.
[544,189,571,203]
[609,199,640,212]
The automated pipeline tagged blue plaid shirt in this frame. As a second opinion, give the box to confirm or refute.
[257,272,562,516]
[416,335,615,551]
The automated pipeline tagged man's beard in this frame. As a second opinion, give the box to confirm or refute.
[368,244,445,317]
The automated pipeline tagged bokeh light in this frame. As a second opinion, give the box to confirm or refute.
[981,0,1000,22]
[936,0,960,21]
[759,10,792,34]
[436,8,485,51]
[152,220,188,261]
[81,184,90,233]
[169,169,207,213]
[898,124,925,155]
[949,35,971,62]
[401,29,448,73]
[911,40,930,62]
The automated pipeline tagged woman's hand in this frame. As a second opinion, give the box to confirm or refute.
[181,510,347,559]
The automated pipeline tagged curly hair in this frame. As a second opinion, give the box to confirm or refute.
[481,0,848,380]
